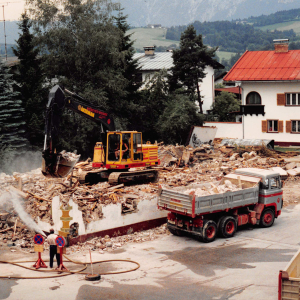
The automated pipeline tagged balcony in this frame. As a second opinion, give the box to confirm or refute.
[240,105,265,116]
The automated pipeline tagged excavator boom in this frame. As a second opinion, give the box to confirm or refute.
[42,85,115,178]
[42,85,160,185]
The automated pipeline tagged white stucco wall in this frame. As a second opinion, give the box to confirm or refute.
[200,65,215,114]
[205,122,243,139]
[241,81,300,143]
[188,126,217,147]
[85,197,167,234]
[38,196,168,236]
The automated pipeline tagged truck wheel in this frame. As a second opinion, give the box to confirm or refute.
[219,216,237,238]
[260,209,275,228]
[202,220,217,243]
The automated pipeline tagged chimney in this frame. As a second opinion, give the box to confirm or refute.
[144,46,155,56]
[274,39,289,53]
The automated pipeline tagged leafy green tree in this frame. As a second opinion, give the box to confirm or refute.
[215,83,225,88]
[137,69,170,141]
[169,25,219,114]
[211,91,240,122]
[13,12,46,146]
[157,94,204,144]
[26,0,141,157]
[28,0,126,112]
[0,59,28,153]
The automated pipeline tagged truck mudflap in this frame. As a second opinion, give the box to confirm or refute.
[167,222,203,239]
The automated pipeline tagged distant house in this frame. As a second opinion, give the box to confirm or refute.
[133,46,224,114]
[147,24,162,28]
[214,71,236,87]
[215,86,241,100]
[222,39,300,145]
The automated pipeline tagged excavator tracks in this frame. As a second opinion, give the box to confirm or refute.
[108,169,158,185]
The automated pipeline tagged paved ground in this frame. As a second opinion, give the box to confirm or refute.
[1,204,300,300]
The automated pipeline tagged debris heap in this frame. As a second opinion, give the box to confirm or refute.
[1,141,300,251]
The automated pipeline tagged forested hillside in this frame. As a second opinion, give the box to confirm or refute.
[245,8,300,27]
[166,21,299,53]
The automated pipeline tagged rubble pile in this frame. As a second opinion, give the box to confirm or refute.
[184,180,241,196]
[1,141,300,250]
[157,143,288,187]
[67,224,169,254]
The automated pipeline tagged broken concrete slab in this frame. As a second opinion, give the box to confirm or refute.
[270,167,288,179]
[285,162,297,170]
[287,168,300,176]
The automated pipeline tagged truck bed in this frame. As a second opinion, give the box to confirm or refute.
[158,174,260,217]
[279,248,300,300]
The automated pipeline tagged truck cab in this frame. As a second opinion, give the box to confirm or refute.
[234,168,283,215]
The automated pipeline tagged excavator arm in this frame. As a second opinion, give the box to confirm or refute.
[42,85,115,178]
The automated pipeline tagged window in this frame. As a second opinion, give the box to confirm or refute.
[270,177,281,189]
[108,133,121,161]
[134,73,143,84]
[268,120,278,132]
[133,133,143,160]
[291,120,300,133]
[286,93,300,105]
[246,92,261,105]
[260,179,269,190]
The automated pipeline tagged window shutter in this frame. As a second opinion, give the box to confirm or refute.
[286,121,291,133]
[277,94,285,106]
[278,121,283,132]
[262,120,267,132]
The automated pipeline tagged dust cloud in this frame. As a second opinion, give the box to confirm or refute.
[0,190,46,236]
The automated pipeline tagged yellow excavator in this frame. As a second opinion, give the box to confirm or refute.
[42,85,160,184]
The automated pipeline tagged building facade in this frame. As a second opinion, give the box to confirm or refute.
[133,46,223,114]
[224,39,300,145]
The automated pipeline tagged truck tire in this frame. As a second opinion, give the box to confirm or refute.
[219,216,237,238]
[202,220,217,243]
[260,209,275,228]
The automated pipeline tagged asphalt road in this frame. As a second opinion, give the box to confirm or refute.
[1,204,300,300]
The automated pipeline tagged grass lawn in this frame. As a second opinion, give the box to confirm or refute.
[128,28,238,64]
[255,20,300,35]
[274,146,300,152]
[128,28,179,50]
[216,51,237,61]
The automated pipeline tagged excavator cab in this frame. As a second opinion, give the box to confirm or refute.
[105,131,143,166]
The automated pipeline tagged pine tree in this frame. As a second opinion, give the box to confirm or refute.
[0,59,28,150]
[114,7,141,98]
[169,25,219,114]
[13,12,46,146]
[114,7,143,129]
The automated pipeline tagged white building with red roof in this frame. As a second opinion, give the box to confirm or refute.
[223,39,300,146]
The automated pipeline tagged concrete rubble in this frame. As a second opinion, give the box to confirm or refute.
[1,140,300,251]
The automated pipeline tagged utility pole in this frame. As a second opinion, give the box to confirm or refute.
[2,4,7,61]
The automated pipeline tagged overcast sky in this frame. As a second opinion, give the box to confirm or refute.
[0,0,26,21]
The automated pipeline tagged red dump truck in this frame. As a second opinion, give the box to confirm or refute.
[158,168,283,242]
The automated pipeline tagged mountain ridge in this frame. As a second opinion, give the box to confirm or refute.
[119,0,300,27]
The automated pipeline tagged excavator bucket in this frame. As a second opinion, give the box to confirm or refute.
[42,151,80,178]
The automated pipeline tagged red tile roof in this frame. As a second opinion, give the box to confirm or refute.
[224,50,300,81]
[215,87,241,94]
